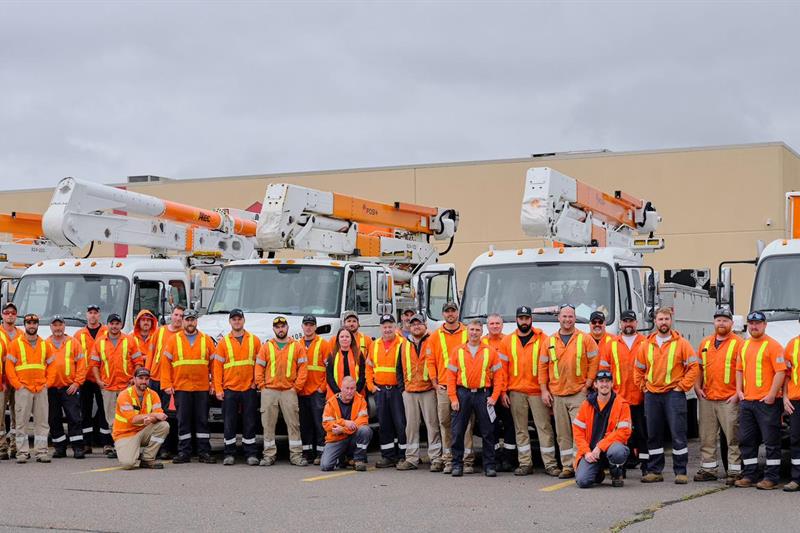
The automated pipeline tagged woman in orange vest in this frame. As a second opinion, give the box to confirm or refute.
[326,328,366,399]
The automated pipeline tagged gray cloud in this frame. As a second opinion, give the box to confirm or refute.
[0,1,798,190]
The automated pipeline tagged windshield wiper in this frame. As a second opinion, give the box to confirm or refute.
[209,310,231,314]
[461,313,488,319]
[60,316,88,325]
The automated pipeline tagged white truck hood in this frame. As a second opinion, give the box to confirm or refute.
[763,320,800,346]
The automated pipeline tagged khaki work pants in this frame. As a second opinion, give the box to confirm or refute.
[15,387,49,458]
[403,390,442,465]
[436,388,474,467]
[553,391,585,470]
[101,390,121,432]
[509,391,557,469]
[260,388,303,462]
[699,397,741,474]
[0,388,16,454]
[115,421,170,469]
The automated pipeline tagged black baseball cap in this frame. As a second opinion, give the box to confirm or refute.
[596,370,613,381]
[516,306,532,317]
[87,304,100,312]
[50,315,65,324]
[380,314,396,324]
[229,308,244,319]
[401,308,415,316]
[746,311,766,323]
[442,301,459,312]
[713,307,733,319]
[590,311,606,323]
[272,316,288,326]
[107,313,122,323]
[134,367,151,378]
[2,302,17,312]
[302,315,317,325]
[620,310,637,321]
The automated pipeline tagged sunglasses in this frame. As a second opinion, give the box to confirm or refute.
[558,304,575,310]
[590,320,605,325]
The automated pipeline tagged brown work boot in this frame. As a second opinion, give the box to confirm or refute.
[396,460,418,471]
[354,461,367,472]
[783,481,800,492]
[558,468,575,479]
[756,479,779,490]
[514,465,534,476]
[463,465,475,475]
[139,460,164,469]
[641,472,664,483]
[544,466,562,477]
[375,457,397,468]
[429,461,444,472]
[693,469,718,482]
[734,477,754,488]
[674,474,688,484]
[442,463,453,474]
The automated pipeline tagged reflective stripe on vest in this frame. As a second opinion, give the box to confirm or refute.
[64,339,73,377]
[549,333,583,380]
[405,341,427,382]
[223,334,255,369]
[372,339,401,374]
[457,347,489,388]
[100,338,131,377]
[438,329,467,368]
[334,351,359,387]
[154,327,167,367]
[79,333,88,358]
[742,339,769,388]
[647,341,678,384]
[16,337,47,372]
[268,341,296,379]
[702,339,738,385]
[306,338,325,372]
[510,334,539,377]
[792,338,800,385]
[174,334,207,367]
[116,386,154,425]
[610,341,622,385]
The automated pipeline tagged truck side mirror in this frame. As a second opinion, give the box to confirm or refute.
[0,279,9,308]
[717,267,732,307]
[645,272,659,307]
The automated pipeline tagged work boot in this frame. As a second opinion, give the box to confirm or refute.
[484,467,497,477]
[544,466,562,477]
[674,474,689,485]
[724,476,738,487]
[442,464,453,474]
[396,460,418,471]
[246,456,260,466]
[499,460,515,473]
[223,455,235,466]
[756,479,779,490]
[463,465,475,475]
[514,465,533,476]
[16,453,29,464]
[52,448,67,459]
[783,481,800,492]
[354,461,367,472]
[375,457,396,468]
[611,476,624,488]
[429,461,444,472]
[558,468,575,479]
[734,477,754,488]
[641,472,664,483]
[157,449,172,461]
[693,469,718,482]
[0,451,9,460]
[36,455,51,463]
[172,453,191,464]
[139,460,164,469]
[259,457,275,467]
[73,448,86,459]
[198,454,217,464]
[291,457,309,466]
[313,457,321,466]
[83,445,93,455]
[103,444,114,456]
[451,466,463,477]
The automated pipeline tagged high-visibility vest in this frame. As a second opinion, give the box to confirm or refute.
[371,339,403,374]
[741,339,769,388]
[791,338,800,385]
[610,341,622,385]
[549,333,583,380]
[404,341,428,382]
[98,337,132,377]
[115,386,155,425]
[153,327,169,367]
[306,337,326,372]
[333,351,359,387]
[647,341,678,384]
[438,329,467,367]
[701,338,737,385]
[15,337,47,372]
[267,341,296,378]
[63,339,74,377]
[457,346,490,388]
[509,333,539,377]
[173,333,208,367]
[223,334,255,369]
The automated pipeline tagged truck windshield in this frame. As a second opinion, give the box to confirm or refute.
[207,264,344,317]
[461,262,615,323]
[12,274,130,326]
[751,254,800,321]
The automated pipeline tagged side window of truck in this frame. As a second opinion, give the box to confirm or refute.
[169,280,188,309]
[345,271,372,315]
[134,280,160,319]
[617,270,632,314]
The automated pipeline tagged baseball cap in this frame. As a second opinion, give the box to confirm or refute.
[23,313,39,323]
[516,306,532,317]
[409,313,425,324]
[590,311,606,323]
[50,315,65,324]
[442,301,459,312]
[713,307,733,319]
[746,311,766,322]
[87,304,100,312]
[272,316,288,326]
[2,302,17,312]
[107,313,122,323]
[620,310,637,321]
[596,370,613,381]
[401,308,415,316]
[380,314,396,324]
[342,310,358,322]
[183,309,199,320]
[302,315,317,325]
[134,367,151,378]
[229,308,244,319]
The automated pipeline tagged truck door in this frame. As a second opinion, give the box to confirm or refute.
[133,274,189,327]
[344,265,381,337]
[415,263,459,329]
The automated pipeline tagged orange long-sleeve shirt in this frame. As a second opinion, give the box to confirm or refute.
[298,336,330,396]
[446,342,506,403]
[572,393,632,470]
[90,333,143,392]
[74,325,108,384]
[697,333,743,401]
[255,338,307,392]
[6,335,54,393]
[599,335,647,405]
[400,334,434,393]
[785,336,800,401]
[736,335,786,401]
[322,393,369,443]
[112,386,165,441]
[366,336,404,391]
[148,325,179,382]
[539,331,599,396]
[634,331,699,394]
[429,324,468,385]
[46,335,87,388]
[498,329,548,395]
[161,330,214,392]
[212,330,261,392]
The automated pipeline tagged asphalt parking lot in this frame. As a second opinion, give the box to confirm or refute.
[1,438,798,532]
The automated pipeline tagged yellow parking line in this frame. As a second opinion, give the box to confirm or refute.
[74,466,126,474]
[303,470,358,482]
[539,480,574,492]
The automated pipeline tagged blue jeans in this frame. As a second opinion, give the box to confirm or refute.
[320,426,373,471]
[576,442,629,488]
[644,390,688,475]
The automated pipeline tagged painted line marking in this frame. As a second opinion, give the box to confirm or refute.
[74,466,127,474]
[539,480,574,492]
[303,470,358,482]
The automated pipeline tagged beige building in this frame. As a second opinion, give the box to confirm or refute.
[1,141,799,309]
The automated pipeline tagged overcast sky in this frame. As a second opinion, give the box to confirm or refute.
[1,1,798,190]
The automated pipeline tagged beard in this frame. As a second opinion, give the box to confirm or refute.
[657,324,670,334]
[715,326,730,336]
[517,323,531,333]
[275,331,288,340]
[622,326,636,335]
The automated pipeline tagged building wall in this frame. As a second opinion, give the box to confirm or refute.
[1,142,797,312]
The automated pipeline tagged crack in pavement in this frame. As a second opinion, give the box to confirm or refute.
[0,523,118,533]
[63,488,162,496]
[608,485,730,532]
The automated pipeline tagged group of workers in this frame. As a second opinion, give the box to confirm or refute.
[2,297,800,491]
